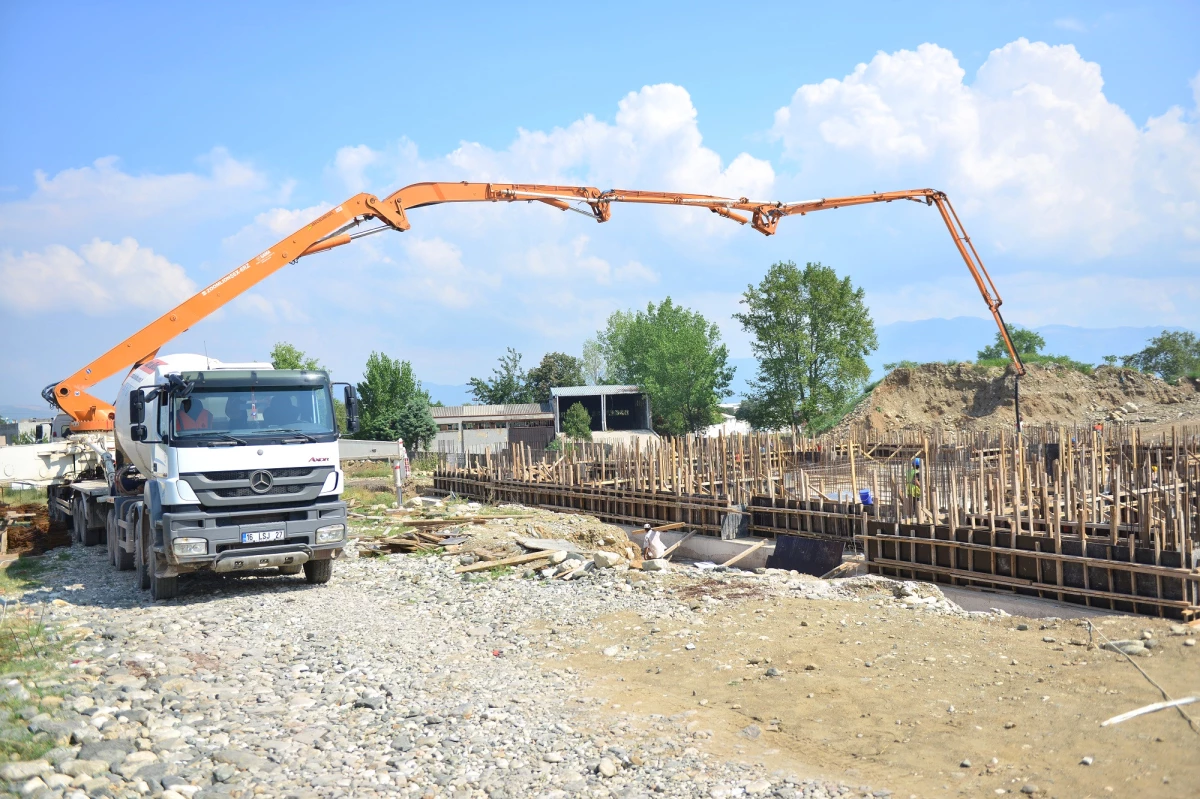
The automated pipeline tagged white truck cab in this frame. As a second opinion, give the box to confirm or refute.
[93,353,359,599]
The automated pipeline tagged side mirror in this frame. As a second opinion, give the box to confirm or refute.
[129,389,146,424]
[344,386,361,434]
[130,424,148,442]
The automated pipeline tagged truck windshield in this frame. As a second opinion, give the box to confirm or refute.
[172,385,336,440]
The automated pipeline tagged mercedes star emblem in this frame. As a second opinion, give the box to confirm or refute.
[249,470,273,494]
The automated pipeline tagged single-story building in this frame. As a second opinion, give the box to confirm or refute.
[430,403,555,453]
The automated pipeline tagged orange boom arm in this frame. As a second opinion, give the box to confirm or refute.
[47,182,1024,432]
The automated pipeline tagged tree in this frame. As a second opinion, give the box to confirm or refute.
[561,402,593,441]
[1121,330,1200,383]
[269,342,323,371]
[581,337,607,385]
[733,261,876,433]
[468,348,533,405]
[270,342,346,432]
[600,298,733,435]
[355,352,436,447]
[526,352,585,402]
[977,327,1045,361]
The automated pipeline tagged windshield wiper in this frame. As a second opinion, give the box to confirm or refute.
[273,429,317,443]
[193,432,247,446]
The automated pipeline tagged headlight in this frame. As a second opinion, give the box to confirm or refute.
[315,524,345,543]
[173,537,207,556]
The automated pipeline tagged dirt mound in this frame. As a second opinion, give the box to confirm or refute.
[845,363,1200,432]
[1,503,70,555]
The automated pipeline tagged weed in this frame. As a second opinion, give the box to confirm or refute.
[343,461,393,479]
[0,558,48,597]
[0,487,46,506]
[0,611,71,761]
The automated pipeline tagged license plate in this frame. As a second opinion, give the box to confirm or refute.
[241,530,285,544]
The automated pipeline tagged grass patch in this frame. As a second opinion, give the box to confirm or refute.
[343,485,397,508]
[343,461,393,479]
[0,558,49,597]
[0,612,71,761]
[0,486,46,507]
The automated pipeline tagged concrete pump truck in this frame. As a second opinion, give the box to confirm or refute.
[19,181,1023,600]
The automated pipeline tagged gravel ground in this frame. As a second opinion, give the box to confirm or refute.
[1,543,894,799]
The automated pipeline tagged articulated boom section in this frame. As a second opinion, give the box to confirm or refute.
[48,182,1024,432]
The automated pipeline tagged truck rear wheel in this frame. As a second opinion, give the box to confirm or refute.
[106,509,117,565]
[135,510,151,590]
[77,495,101,547]
[303,559,333,584]
[114,508,135,572]
[151,559,178,601]
[72,495,86,544]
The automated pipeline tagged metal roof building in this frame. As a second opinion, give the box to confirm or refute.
[430,402,554,453]
[550,385,651,433]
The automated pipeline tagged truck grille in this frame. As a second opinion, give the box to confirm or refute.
[203,467,313,481]
[214,484,305,498]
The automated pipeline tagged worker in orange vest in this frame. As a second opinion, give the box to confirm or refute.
[177,398,212,430]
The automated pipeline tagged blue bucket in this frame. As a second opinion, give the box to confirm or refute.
[858,489,874,506]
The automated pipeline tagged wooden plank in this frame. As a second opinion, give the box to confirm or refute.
[454,550,555,573]
[662,530,697,560]
[720,538,767,568]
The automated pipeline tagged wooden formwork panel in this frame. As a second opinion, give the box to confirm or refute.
[863,520,1200,619]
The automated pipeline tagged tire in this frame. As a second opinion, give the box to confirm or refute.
[72,495,86,544]
[114,512,135,572]
[303,559,333,584]
[151,558,178,601]
[81,497,101,547]
[279,565,303,576]
[135,510,151,590]
[106,508,117,566]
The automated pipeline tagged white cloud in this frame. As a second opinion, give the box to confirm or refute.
[221,202,333,255]
[332,84,775,236]
[771,40,1200,259]
[0,148,272,246]
[397,237,500,309]
[0,238,196,315]
[232,292,309,323]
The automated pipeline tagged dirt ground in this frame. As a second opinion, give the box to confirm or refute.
[567,581,1199,798]
[843,363,1200,434]
[0,502,69,555]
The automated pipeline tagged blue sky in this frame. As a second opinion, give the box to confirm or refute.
[2,1,1198,409]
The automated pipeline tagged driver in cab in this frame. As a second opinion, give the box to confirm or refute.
[177,397,212,430]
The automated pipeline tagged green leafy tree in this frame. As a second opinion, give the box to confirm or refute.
[561,402,594,441]
[1121,330,1200,383]
[526,352,585,402]
[733,261,876,433]
[977,327,1045,361]
[581,337,608,385]
[269,341,347,432]
[468,348,533,405]
[355,352,436,446]
[269,342,323,370]
[600,298,733,435]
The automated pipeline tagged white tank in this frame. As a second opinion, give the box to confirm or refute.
[114,354,272,475]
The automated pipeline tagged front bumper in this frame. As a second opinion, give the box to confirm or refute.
[158,499,347,575]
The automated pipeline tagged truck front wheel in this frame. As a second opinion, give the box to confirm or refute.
[303,559,333,584]
[151,558,178,601]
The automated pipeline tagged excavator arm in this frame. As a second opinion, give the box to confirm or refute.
[47,182,1024,432]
